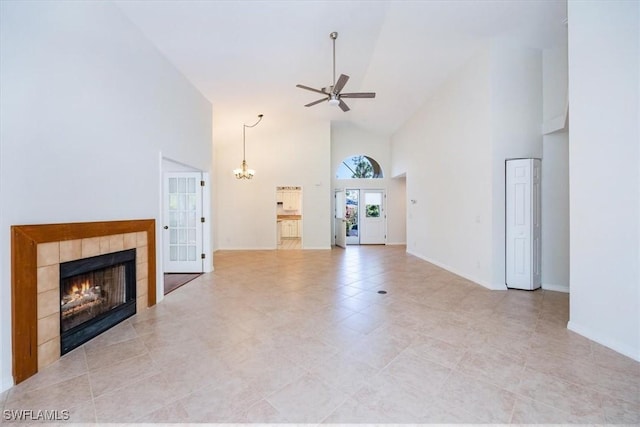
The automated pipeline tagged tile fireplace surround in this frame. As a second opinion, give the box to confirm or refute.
[11,220,156,385]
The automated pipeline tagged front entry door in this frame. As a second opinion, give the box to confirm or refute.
[360,189,386,244]
[345,189,360,245]
[163,172,204,273]
[334,189,346,248]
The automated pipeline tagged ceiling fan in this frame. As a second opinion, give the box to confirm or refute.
[296,32,376,112]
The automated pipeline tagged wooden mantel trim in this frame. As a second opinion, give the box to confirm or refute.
[11,219,156,384]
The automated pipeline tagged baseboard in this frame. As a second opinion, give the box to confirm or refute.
[0,372,12,394]
[405,249,503,290]
[385,242,407,246]
[542,283,569,293]
[214,246,331,251]
[567,320,640,362]
[215,247,274,251]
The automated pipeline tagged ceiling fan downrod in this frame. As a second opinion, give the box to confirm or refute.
[330,31,338,89]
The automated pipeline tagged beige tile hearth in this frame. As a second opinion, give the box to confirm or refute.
[2,246,639,424]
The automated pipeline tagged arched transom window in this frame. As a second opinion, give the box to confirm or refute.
[336,155,384,179]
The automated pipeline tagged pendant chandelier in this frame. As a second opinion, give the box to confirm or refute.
[233,114,263,179]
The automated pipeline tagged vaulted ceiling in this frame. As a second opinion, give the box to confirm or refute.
[115,0,567,139]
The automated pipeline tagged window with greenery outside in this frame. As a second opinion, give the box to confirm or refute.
[366,204,380,217]
[336,155,383,179]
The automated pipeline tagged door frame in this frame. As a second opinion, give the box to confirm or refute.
[162,171,205,273]
[336,187,387,245]
[334,189,346,248]
[276,185,303,249]
[160,156,213,282]
[345,189,360,245]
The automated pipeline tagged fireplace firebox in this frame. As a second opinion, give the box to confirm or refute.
[59,249,136,354]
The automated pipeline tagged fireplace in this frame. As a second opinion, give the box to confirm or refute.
[11,220,155,384]
[59,249,137,355]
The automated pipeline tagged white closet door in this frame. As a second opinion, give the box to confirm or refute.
[506,159,541,290]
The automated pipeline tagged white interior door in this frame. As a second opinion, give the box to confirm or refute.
[334,189,346,248]
[163,172,203,273]
[532,160,542,287]
[360,189,386,244]
[506,160,534,288]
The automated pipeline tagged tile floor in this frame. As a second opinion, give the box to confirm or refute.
[277,237,302,250]
[2,246,639,424]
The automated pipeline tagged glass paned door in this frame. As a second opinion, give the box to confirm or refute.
[334,189,346,248]
[163,172,203,273]
[345,189,359,245]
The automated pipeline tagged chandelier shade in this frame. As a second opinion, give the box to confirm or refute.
[233,160,255,179]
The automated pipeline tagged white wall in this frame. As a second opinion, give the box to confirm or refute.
[387,176,407,245]
[214,117,331,250]
[541,41,570,293]
[568,0,640,360]
[330,122,406,245]
[489,43,543,288]
[541,133,569,292]
[0,1,213,390]
[392,49,495,288]
[391,43,542,290]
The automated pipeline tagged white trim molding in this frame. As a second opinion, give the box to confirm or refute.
[406,249,502,291]
[568,320,640,362]
[542,283,570,293]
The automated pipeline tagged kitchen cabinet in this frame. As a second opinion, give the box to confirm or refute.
[281,220,300,238]
[282,191,300,211]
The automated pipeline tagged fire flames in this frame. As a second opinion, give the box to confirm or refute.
[70,281,91,296]
[60,280,104,319]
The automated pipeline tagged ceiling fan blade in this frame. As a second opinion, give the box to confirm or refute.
[339,99,350,112]
[340,92,376,99]
[296,84,327,95]
[305,97,328,107]
[333,74,349,94]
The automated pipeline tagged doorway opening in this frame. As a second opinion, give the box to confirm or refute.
[161,156,212,296]
[276,186,302,250]
[345,189,360,244]
[338,188,386,245]
[163,273,201,295]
